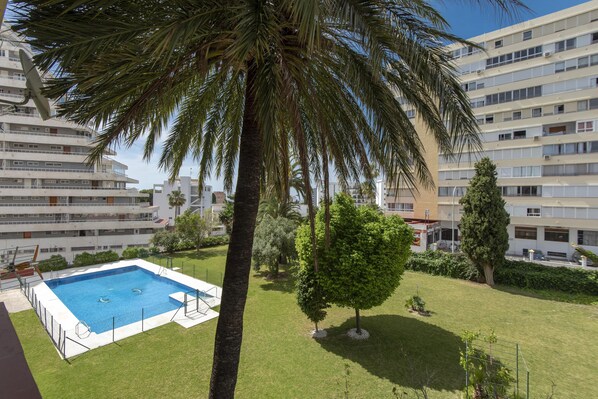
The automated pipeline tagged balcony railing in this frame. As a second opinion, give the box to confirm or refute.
[0,185,133,191]
[2,167,94,173]
[3,148,90,156]
[0,202,149,207]
[0,218,155,225]
[1,129,93,140]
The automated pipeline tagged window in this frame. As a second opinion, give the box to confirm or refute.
[513,130,526,139]
[513,111,522,120]
[526,208,541,217]
[554,104,564,114]
[12,143,25,148]
[593,32,598,44]
[592,54,598,66]
[522,30,532,41]
[485,115,494,124]
[532,108,542,117]
[498,133,512,141]
[591,98,598,110]
[578,230,598,246]
[578,100,589,112]
[578,56,589,69]
[555,38,576,53]
[45,162,62,167]
[555,62,565,73]
[577,121,594,133]
[50,145,63,150]
[494,40,503,48]
[406,109,416,119]
[545,228,569,242]
[515,226,537,240]
[26,161,39,166]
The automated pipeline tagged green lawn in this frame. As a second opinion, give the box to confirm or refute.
[10,246,598,398]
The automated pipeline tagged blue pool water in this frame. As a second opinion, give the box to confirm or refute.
[47,266,208,333]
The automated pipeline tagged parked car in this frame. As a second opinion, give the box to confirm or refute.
[571,251,594,266]
[523,249,545,261]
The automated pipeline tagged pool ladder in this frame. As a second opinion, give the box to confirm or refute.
[75,320,91,339]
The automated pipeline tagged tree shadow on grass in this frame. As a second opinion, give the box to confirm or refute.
[256,270,297,294]
[316,314,464,392]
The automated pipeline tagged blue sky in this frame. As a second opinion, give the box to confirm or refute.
[120,0,590,190]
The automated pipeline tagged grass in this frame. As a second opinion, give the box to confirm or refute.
[10,246,598,398]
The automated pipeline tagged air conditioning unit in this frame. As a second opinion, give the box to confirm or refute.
[533,135,540,141]
[544,51,552,57]
[544,155,551,160]
[476,69,483,75]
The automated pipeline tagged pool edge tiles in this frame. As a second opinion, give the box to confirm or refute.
[31,259,221,358]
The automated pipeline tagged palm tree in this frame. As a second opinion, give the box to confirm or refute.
[12,1,524,396]
[167,190,186,219]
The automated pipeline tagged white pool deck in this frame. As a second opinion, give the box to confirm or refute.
[30,259,221,358]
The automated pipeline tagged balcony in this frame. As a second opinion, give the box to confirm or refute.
[542,121,576,137]
[1,129,93,140]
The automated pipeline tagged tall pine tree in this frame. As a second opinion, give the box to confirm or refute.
[459,158,510,286]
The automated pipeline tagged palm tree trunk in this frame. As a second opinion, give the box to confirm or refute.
[209,63,262,399]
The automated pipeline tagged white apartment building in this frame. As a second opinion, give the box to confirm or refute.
[436,1,598,260]
[0,27,162,262]
[315,181,376,207]
[153,176,212,225]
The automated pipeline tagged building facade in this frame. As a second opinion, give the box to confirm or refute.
[0,28,162,262]
[153,176,212,225]
[380,1,598,260]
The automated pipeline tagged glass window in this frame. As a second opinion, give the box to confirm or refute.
[592,54,598,66]
[578,230,598,246]
[515,226,537,239]
[495,40,503,48]
[545,228,569,242]
[523,31,532,41]
[593,32,598,44]
[527,208,541,217]
[578,100,588,111]
[513,111,522,120]
[554,104,564,114]
[499,133,512,141]
[578,56,589,69]
[532,108,542,117]
[555,62,565,73]
[513,130,526,139]
[590,98,598,110]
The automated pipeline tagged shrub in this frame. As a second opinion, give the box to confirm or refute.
[149,246,160,255]
[73,251,119,267]
[122,247,140,259]
[405,251,480,281]
[138,248,150,258]
[496,260,598,296]
[405,295,426,312]
[38,255,68,272]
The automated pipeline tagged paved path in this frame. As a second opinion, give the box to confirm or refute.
[0,288,32,313]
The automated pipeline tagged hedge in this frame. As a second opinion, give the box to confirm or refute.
[73,251,119,267]
[496,260,598,295]
[405,251,480,281]
[174,235,230,251]
[121,247,150,260]
[38,255,68,272]
[407,251,598,296]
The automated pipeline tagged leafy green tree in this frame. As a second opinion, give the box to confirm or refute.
[252,214,297,276]
[218,200,234,235]
[176,210,211,251]
[459,158,510,286]
[298,194,413,334]
[14,0,522,395]
[168,190,186,219]
[295,265,329,332]
[139,189,153,205]
[150,230,180,254]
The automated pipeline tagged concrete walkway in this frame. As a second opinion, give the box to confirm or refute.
[0,288,32,313]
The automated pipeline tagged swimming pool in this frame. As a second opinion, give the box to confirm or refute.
[47,266,211,333]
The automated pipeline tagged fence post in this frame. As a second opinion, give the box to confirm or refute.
[184,293,187,316]
[516,343,519,397]
[196,289,199,312]
[205,269,208,283]
[142,308,144,332]
[465,340,469,399]
[526,371,530,399]
[193,264,196,277]
[112,317,115,343]
[51,315,54,341]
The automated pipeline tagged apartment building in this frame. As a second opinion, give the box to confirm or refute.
[0,27,162,262]
[315,181,376,207]
[383,1,598,260]
[153,176,213,225]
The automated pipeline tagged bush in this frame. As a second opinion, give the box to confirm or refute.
[203,235,229,247]
[73,251,119,267]
[407,251,598,296]
[122,247,140,259]
[405,251,480,281]
[405,295,426,312]
[38,255,68,272]
[138,248,150,258]
[496,260,598,296]
[149,246,160,255]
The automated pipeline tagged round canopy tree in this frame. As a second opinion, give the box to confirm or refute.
[459,157,510,286]
[298,194,413,335]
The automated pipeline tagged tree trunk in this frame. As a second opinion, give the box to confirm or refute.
[355,308,361,334]
[483,263,495,286]
[315,321,319,332]
[209,63,262,399]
